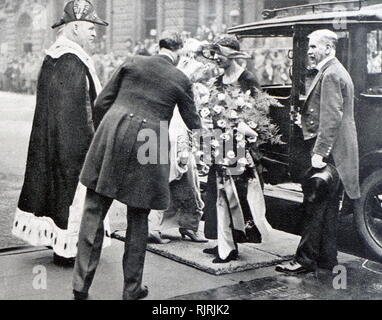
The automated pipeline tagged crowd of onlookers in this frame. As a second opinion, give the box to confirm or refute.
[250,49,292,86]
[0,53,43,94]
[0,24,293,93]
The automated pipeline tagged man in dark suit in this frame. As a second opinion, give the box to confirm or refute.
[276,29,360,274]
[72,31,202,300]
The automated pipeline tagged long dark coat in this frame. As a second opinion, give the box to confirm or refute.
[301,58,360,199]
[18,53,97,229]
[80,55,202,210]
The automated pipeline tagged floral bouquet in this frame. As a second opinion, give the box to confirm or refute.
[193,80,283,176]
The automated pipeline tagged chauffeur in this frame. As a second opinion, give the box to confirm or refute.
[276,29,360,274]
[72,31,202,300]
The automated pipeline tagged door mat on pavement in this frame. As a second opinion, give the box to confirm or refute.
[112,229,299,275]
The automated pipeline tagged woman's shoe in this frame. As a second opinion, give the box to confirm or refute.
[212,250,238,264]
[179,228,208,243]
[203,246,218,255]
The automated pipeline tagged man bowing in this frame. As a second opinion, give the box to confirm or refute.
[72,31,202,300]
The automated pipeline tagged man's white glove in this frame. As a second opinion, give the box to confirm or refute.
[311,154,327,169]
[294,113,302,128]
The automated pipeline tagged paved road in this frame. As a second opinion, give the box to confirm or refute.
[1,92,382,302]
[1,241,382,301]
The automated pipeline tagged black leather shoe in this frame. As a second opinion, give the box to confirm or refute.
[53,253,75,268]
[123,286,149,300]
[73,290,88,300]
[275,260,314,274]
[318,262,337,271]
[203,246,218,255]
[212,250,238,264]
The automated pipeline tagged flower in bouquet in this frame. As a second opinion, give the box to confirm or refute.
[193,79,284,174]
[229,110,239,119]
[211,139,220,148]
[234,97,245,107]
[237,157,249,173]
[247,135,258,144]
[237,140,246,148]
[213,149,220,157]
[217,119,227,128]
[236,133,245,141]
[231,89,240,98]
[200,94,210,104]
[200,107,211,118]
[220,133,231,141]
[248,121,258,129]
[213,105,224,114]
[217,93,226,101]
[227,151,236,159]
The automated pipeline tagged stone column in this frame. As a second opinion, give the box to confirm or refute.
[157,0,165,39]
[134,0,144,41]
[242,0,256,24]
[254,0,265,21]
[5,6,17,55]
[46,0,56,46]
[165,0,199,32]
[111,0,136,54]
[105,0,113,52]
[217,0,225,32]
[198,0,207,27]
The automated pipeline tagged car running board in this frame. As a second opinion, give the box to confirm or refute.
[264,183,303,204]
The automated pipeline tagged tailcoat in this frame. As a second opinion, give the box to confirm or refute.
[80,55,202,210]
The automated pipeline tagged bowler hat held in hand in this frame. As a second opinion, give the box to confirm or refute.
[302,164,339,203]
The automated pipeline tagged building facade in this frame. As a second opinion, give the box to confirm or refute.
[0,0,379,57]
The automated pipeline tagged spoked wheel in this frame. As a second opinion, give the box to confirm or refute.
[354,169,382,261]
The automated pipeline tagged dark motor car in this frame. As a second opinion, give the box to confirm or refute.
[228,0,382,261]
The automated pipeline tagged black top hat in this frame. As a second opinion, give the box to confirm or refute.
[302,164,339,203]
[52,0,108,29]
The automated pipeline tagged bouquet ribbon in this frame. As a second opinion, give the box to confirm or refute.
[216,169,273,259]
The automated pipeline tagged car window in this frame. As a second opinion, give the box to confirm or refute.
[241,37,293,87]
[366,29,382,95]
[367,30,382,74]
